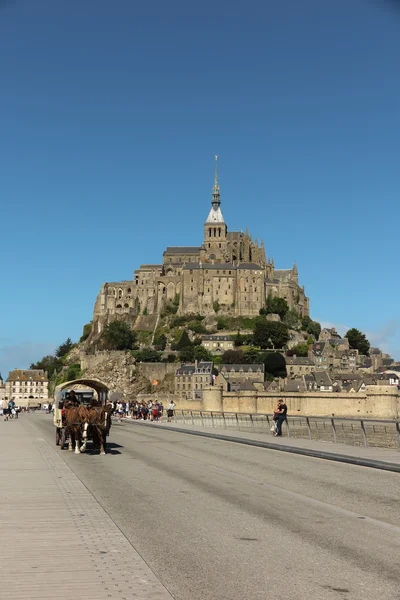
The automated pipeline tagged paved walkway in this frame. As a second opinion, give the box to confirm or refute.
[0,416,174,600]
[126,419,400,472]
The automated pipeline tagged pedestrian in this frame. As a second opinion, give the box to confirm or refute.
[2,398,9,422]
[158,402,164,421]
[9,399,15,419]
[274,399,287,437]
[152,403,159,422]
[167,400,175,422]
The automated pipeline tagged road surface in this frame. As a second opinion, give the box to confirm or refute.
[29,414,400,600]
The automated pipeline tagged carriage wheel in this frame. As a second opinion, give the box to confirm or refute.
[56,429,60,446]
[60,429,66,450]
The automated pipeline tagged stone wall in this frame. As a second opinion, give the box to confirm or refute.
[199,385,400,419]
[137,362,177,383]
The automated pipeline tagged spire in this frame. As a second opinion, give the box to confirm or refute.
[206,155,225,223]
[212,154,220,208]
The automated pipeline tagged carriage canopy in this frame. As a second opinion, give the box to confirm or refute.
[54,378,109,407]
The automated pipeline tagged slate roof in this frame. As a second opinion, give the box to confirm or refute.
[176,361,213,376]
[202,335,233,341]
[220,364,265,373]
[313,371,333,388]
[284,379,304,392]
[7,369,48,382]
[286,357,315,366]
[237,263,263,270]
[274,269,292,278]
[205,206,225,223]
[164,247,201,255]
[332,372,362,381]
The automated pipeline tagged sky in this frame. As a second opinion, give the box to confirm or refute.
[1,0,400,378]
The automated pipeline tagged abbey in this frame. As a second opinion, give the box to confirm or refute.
[92,160,309,333]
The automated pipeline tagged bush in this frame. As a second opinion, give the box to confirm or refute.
[80,322,92,342]
[194,345,213,361]
[213,300,221,313]
[263,352,287,378]
[178,346,195,362]
[253,318,289,349]
[266,295,289,319]
[216,317,229,330]
[132,348,162,362]
[187,321,208,334]
[64,363,81,382]
[289,343,309,357]
[221,349,244,364]
[101,321,137,350]
[153,332,167,350]
[172,330,192,350]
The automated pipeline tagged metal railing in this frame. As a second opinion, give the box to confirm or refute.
[171,411,400,450]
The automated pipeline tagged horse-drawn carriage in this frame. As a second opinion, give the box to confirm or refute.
[53,389,112,455]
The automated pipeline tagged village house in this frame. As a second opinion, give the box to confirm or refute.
[175,360,213,400]
[219,363,265,384]
[6,369,49,405]
[285,356,316,377]
[201,334,234,354]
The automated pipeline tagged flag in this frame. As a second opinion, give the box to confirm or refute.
[152,380,159,386]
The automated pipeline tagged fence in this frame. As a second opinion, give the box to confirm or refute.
[172,410,400,450]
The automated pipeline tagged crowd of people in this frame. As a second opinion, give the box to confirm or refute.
[1,398,21,421]
[114,400,176,423]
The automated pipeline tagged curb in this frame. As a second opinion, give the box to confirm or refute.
[125,420,400,474]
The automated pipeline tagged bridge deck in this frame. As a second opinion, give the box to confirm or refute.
[0,417,173,600]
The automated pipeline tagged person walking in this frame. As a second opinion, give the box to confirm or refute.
[2,398,9,422]
[167,400,175,422]
[274,399,287,437]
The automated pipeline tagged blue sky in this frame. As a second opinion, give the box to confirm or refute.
[1,0,400,377]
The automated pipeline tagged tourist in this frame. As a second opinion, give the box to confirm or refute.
[158,402,164,421]
[152,403,159,422]
[2,398,9,421]
[274,399,287,437]
[167,400,175,422]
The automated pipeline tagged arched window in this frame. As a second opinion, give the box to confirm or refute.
[116,304,122,308]
[209,228,212,237]
[127,287,131,293]
[124,303,129,308]
[118,289,123,299]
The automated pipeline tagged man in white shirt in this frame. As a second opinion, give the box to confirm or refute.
[167,401,176,422]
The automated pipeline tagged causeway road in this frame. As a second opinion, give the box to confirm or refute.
[29,414,400,600]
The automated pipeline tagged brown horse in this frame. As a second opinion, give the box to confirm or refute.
[81,403,112,455]
[64,405,89,454]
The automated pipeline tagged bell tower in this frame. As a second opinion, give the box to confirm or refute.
[202,156,228,263]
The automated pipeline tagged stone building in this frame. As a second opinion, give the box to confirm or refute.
[285,356,316,377]
[201,334,234,354]
[219,364,265,384]
[175,361,213,400]
[6,369,49,405]
[91,158,309,336]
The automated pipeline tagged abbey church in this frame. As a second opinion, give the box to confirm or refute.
[92,160,309,334]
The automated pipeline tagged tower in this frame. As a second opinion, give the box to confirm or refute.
[202,156,228,263]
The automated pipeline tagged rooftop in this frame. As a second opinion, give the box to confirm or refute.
[7,369,48,382]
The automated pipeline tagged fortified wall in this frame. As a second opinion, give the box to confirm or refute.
[183,385,400,419]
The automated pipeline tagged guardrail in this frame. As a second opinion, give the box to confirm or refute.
[171,411,400,449]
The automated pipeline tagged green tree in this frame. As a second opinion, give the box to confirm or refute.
[101,321,137,350]
[253,318,289,349]
[301,316,321,340]
[178,346,195,362]
[153,332,167,350]
[80,322,92,342]
[263,352,287,378]
[194,345,213,361]
[221,349,244,364]
[133,348,162,362]
[173,330,192,350]
[287,343,309,357]
[266,295,289,319]
[345,328,370,356]
[64,363,81,381]
[216,316,229,330]
[243,347,264,364]
[30,355,63,379]
[56,338,75,358]
[187,320,208,334]
[213,300,221,313]
[283,309,300,329]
